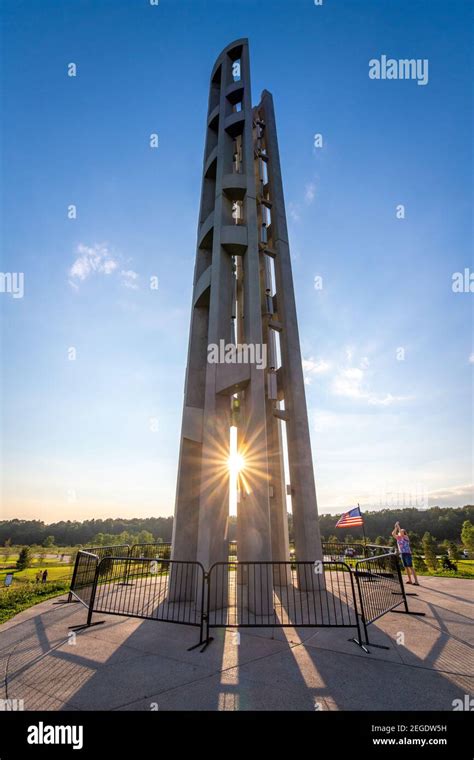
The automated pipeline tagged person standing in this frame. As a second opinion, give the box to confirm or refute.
[392,522,419,585]
[42,569,48,584]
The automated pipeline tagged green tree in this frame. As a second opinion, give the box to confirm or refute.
[42,535,55,548]
[16,546,32,570]
[136,530,154,545]
[375,536,386,546]
[461,520,474,553]
[447,541,460,561]
[422,532,438,572]
[408,531,421,551]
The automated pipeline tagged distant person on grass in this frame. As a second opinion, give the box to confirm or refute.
[392,522,419,585]
[35,570,42,583]
[42,569,48,584]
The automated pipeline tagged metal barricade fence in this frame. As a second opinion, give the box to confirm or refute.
[68,545,130,603]
[68,550,422,653]
[353,552,424,648]
[364,544,396,558]
[205,560,364,649]
[354,552,405,625]
[84,545,131,559]
[85,557,206,647]
[68,550,100,607]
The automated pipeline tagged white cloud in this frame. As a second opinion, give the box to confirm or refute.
[332,367,365,398]
[120,270,139,290]
[345,346,354,362]
[288,202,300,223]
[428,483,474,507]
[303,357,331,384]
[69,243,139,290]
[367,392,412,407]
[304,182,316,204]
[69,243,118,286]
[469,353,474,364]
[332,366,412,406]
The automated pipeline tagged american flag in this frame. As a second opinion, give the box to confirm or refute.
[335,506,364,528]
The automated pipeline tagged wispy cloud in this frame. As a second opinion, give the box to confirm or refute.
[304,182,316,204]
[332,363,412,406]
[120,270,139,290]
[469,353,474,364]
[69,243,118,286]
[289,180,317,223]
[428,483,474,507]
[69,243,139,291]
[303,357,331,384]
[288,202,300,223]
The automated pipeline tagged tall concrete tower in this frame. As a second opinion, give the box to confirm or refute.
[172,39,323,581]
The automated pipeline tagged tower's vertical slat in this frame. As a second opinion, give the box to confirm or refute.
[258,90,324,581]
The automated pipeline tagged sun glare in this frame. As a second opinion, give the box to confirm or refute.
[228,425,244,516]
[228,451,245,476]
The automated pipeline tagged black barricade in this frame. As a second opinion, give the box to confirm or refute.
[354,552,407,643]
[68,550,415,654]
[364,543,396,557]
[86,557,206,645]
[206,560,363,646]
[84,544,131,559]
[68,550,100,607]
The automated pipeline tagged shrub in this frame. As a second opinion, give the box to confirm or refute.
[422,532,438,572]
[441,555,457,572]
[16,546,32,571]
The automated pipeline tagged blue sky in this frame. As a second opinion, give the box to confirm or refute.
[1,0,472,522]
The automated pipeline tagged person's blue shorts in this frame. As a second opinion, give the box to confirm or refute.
[401,552,413,568]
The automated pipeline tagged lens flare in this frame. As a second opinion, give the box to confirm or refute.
[228,451,245,476]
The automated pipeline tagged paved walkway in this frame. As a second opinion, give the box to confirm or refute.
[0,576,472,711]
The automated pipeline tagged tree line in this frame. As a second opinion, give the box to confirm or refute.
[316,505,473,545]
[0,506,472,549]
[0,517,173,547]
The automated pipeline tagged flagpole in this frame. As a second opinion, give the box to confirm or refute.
[358,503,367,547]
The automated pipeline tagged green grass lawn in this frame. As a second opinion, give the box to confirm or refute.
[431,559,474,579]
[412,558,473,579]
[0,552,77,624]
[0,560,74,588]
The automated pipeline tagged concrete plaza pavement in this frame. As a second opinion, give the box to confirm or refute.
[0,576,472,711]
